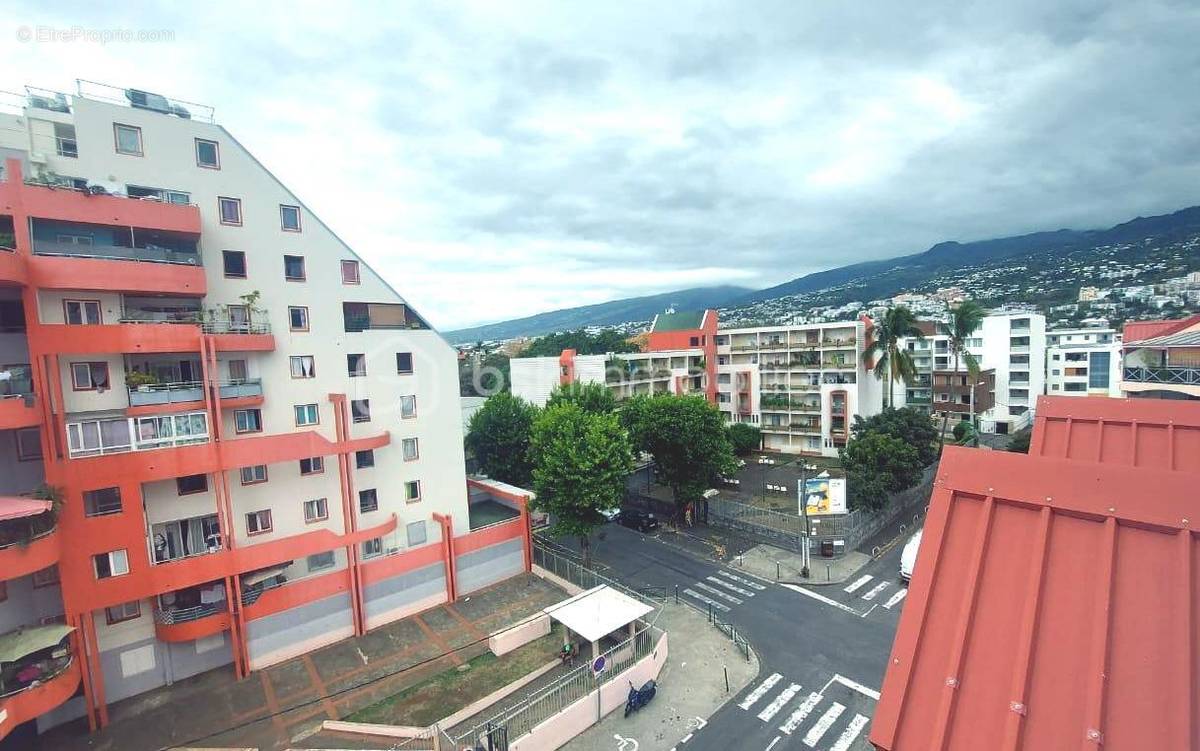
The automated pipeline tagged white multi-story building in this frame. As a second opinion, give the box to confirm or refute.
[1046,341,1122,398]
[510,347,706,407]
[714,318,884,456]
[0,83,531,740]
[976,311,1046,434]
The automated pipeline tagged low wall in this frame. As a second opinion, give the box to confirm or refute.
[509,631,669,751]
[490,613,552,656]
[531,564,584,596]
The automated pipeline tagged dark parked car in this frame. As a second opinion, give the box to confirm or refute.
[616,509,659,533]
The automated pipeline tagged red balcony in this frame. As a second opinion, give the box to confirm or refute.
[0,248,25,285]
[153,587,231,643]
[0,395,39,430]
[12,180,201,235]
[27,254,206,296]
[0,654,80,741]
[30,322,202,355]
[0,505,60,582]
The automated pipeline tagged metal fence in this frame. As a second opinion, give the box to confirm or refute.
[453,623,664,747]
[532,538,662,626]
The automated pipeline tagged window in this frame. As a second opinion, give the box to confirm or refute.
[280,205,302,232]
[71,362,110,391]
[289,355,316,379]
[402,437,419,461]
[358,488,378,513]
[16,428,41,461]
[32,566,59,588]
[361,537,383,559]
[307,551,335,572]
[113,123,143,156]
[341,260,360,284]
[246,510,272,535]
[406,521,427,547]
[284,255,306,281]
[240,465,268,485]
[689,336,700,346]
[295,403,319,426]
[396,352,414,374]
[303,498,329,523]
[300,456,324,475]
[222,250,247,278]
[54,122,77,158]
[84,487,122,517]
[351,399,371,423]
[347,353,366,377]
[1089,351,1112,389]
[64,299,102,325]
[218,197,242,226]
[343,302,427,332]
[105,601,140,625]
[235,408,263,434]
[177,474,208,495]
[94,550,130,579]
[126,185,191,204]
[399,395,416,419]
[404,480,421,503]
[228,359,248,382]
[355,450,375,469]
[195,138,220,168]
[288,306,309,332]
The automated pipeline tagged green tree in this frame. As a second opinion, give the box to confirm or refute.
[937,300,985,446]
[840,432,922,511]
[546,382,617,414]
[851,407,940,467]
[633,395,737,522]
[1006,430,1032,454]
[518,329,640,358]
[727,422,762,457]
[952,418,977,446]
[465,393,538,486]
[459,352,511,397]
[529,403,633,566]
[863,306,925,408]
[618,394,653,452]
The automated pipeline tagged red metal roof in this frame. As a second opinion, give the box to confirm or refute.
[1123,313,1200,344]
[872,398,1200,751]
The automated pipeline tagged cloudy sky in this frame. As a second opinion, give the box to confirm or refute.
[3,1,1198,330]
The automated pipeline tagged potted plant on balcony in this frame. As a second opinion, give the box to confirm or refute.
[1,485,64,548]
[125,370,160,392]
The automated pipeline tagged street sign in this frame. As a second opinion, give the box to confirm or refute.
[593,655,606,675]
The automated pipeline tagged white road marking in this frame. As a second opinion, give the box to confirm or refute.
[822,674,882,701]
[843,574,873,593]
[739,673,782,710]
[717,569,767,590]
[860,581,891,601]
[683,588,730,612]
[883,588,908,610]
[802,702,846,747]
[779,691,823,735]
[694,581,743,604]
[764,736,781,751]
[781,583,862,615]
[706,575,755,598]
[757,683,802,722]
[829,714,870,751]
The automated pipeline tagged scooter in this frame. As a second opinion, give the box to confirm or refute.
[624,679,657,717]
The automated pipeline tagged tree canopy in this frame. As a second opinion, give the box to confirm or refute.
[517,329,640,358]
[529,403,633,565]
[1006,429,1032,453]
[727,422,762,457]
[546,381,617,414]
[626,395,737,518]
[863,306,925,408]
[459,351,511,397]
[850,407,940,467]
[465,393,538,486]
[840,432,922,511]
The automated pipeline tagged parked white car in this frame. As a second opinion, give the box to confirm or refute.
[900,530,923,583]
[600,507,621,522]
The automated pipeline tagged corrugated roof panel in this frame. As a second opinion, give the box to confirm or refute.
[1032,395,1200,470]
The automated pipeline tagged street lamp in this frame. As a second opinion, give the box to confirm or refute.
[796,462,818,578]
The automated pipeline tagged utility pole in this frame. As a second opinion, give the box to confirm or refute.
[799,462,811,578]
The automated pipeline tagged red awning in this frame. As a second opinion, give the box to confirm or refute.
[0,497,52,522]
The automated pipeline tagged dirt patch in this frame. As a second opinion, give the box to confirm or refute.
[345,628,563,727]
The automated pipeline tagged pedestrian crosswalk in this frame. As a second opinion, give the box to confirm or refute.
[737,672,876,750]
[840,575,906,610]
[681,568,766,613]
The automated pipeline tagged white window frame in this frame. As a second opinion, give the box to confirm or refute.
[64,299,102,325]
[94,549,130,579]
[303,498,329,523]
[358,488,378,513]
[113,123,143,156]
[402,437,419,461]
[234,408,262,433]
[294,403,319,426]
[341,260,360,284]
[361,537,383,559]
[300,456,324,475]
[195,138,220,168]
[399,395,417,419]
[404,480,421,503]
[280,204,302,232]
[240,465,268,485]
[246,509,272,535]
[289,355,316,379]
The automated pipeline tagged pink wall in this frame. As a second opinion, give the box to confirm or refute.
[490,614,552,656]
[510,631,669,751]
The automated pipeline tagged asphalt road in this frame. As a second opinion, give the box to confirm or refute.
[561,522,919,751]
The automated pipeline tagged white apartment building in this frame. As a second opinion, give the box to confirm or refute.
[975,311,1046,434]
[714,319,884,456]
[1046,341,1123,398]
[0,83,531,739]
[510,348,705,407]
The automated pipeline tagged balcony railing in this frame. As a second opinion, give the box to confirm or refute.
[32,238,200,266]
[119,310,271,334]
[154,602,224,625]
[128,378,262,407]
[1123,366,1200,385]
[0,651,73,701]
[66,411,208,458]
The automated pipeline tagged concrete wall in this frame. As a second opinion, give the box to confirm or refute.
[362,561,447,631]
[510,357,563,407]
[489,614,551,656]
[245,592,353,670]
[456,537,524,596]
[0,428,43,494]
[0,573,64,633]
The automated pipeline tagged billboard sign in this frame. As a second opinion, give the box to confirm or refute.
[800,475,847,516]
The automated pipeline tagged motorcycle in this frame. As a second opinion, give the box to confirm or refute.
[624,679,657,717]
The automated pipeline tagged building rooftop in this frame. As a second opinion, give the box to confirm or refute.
[871,396,1200,751]
[1123,329,1200,348]
[650,309,705,332]
[1122,313,1200,343]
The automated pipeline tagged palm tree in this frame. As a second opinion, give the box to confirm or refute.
[938,300,985,447]
[863,306,925,408]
